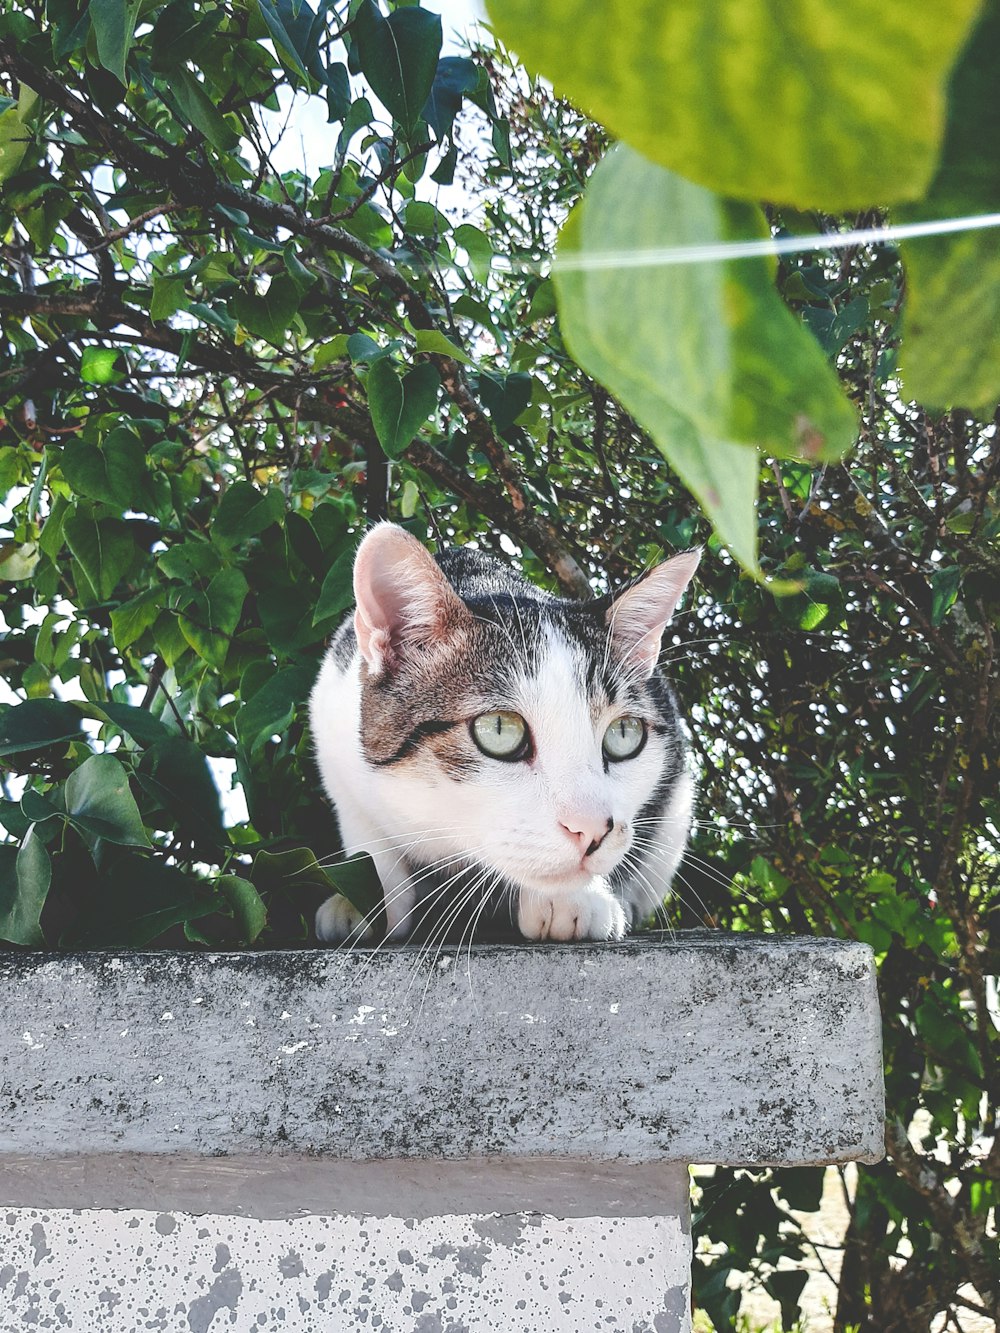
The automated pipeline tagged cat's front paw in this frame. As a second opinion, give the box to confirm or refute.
[315,893,377,944]
[518,883,628,942]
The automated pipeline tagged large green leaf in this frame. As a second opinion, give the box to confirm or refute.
[553,147,857,570]
[177,567,248,667]
[136,736,224,848]
[0,698,83,757]
[236,664,314,754]
[367,358,440,459]
[172,66,240,151]
[111,588,162,652]
[0,829,50,946]
[60,428,147,508]
[312,546,356,625]
[898,1,1000,413]
[63,507,136,601]
[230,275,300,344]
[354,1,442,134]
[217,875,267,943]
[0,84,39,183]
[65,853,223,948]
[486,0,982,209]
[213,483,284,544]
[89,0,138,84]
[64,754,150,847]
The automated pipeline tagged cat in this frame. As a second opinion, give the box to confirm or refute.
[309,523,700,944]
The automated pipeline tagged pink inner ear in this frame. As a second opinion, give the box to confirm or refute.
[351,523,464,673]
[607,548,701,678]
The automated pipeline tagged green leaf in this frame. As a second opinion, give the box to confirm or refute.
[0,699,83,757]
[65,853,222,948]
[367,358,440,459]
[0,832,49,946]
[230,275,300,344]
[150,271,188,322]
[217,876,267,943]
[90,0,138,84]
[60,428,146,508]
[900,228,1000,414]
[251,845,332,893]
[90,702,171,746]
[414,328,473,364]
[79,346,121,384]
[313,545,357,625]
[930,565,962,626]
[214,483,284,544]
[172,65,240,151]
[898,5,1000,412]
[64,753,150,847]
[178,567,248,667]
[136,736,224,848]
[0,84,39,183]
[64,507,136,601]
[236,664,314,754]
[354,0,442,133]
[325,852,383,919]
[454,222,492,283]
[553,148,858,570]
[486,0,983,209]
[111,588,163,651]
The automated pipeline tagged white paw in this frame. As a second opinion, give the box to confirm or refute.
[315,893,377,944]
[518,883,628,942]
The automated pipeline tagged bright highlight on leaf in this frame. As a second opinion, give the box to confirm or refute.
[486,0,983,210]
[553,147,858,571]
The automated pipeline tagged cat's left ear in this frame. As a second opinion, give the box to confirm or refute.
[605,549,701,678]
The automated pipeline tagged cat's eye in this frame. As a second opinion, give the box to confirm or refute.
[603,715,646,762]
[471,711,530,761]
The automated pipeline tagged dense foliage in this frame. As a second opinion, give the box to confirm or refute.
[1,1,998,1330]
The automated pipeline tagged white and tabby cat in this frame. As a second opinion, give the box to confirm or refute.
[309,523,699,944]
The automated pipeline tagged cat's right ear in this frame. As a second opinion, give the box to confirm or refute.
[352,524,468,675]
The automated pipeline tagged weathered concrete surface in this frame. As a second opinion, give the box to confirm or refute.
[0,934,883,1190]
[0,1198,692,1333]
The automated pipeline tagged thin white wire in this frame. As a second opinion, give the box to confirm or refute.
[481,211,1000,276]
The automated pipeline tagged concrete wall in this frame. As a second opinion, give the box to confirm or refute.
[0,934,884,1332]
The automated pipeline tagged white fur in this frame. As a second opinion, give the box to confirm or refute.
[310,623,693,944]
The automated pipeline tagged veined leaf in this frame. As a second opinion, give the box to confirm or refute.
[553,148,857,570]
[64,754,150,847]
[486,0,982,209]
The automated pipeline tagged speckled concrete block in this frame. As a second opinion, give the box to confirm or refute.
[0,935,884,1332]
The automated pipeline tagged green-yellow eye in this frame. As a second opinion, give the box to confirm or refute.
[603,716,646,762]
[472,711,530,761]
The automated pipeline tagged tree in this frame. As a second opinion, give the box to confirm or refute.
[1,1,998,1328]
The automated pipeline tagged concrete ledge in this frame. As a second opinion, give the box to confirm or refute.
[0,933,883,1212]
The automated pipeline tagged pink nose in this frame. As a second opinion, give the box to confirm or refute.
[559,816,614,858]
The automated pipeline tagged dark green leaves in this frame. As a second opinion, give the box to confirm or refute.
[367,359,440,458]
[0,831,50,946]
[136,736,224,849]
[230,276,300,344]
[214,484,284,544]
[177,567,248,667]
[60,429,147,508]
[354,0,442,134]
[64,754,150,847]
[64,507,136,601]
[0,699,83,757]
[90,0,138,84]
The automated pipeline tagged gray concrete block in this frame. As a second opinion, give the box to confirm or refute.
[0,932,883,1216]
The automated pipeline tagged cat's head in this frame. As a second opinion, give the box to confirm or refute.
[350,524,699,895]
